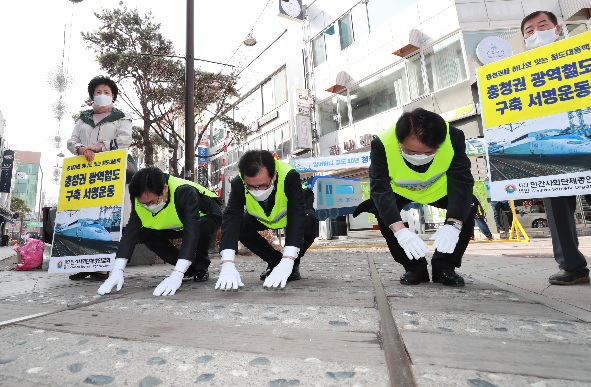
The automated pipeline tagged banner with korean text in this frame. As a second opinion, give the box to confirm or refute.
[478,31,591,200]
[48,149,127,273]
[289,152,371,173]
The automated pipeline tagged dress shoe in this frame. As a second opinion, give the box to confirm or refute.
[432,269,465,287]
[549,269,590,285]
[260,266,273,281]
[400,269,430,285]
[287,266,301,281]
[193,269,209,282]
[69,272,90,280]
[89,272,109,281]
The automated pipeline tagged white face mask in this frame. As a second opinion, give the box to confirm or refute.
[248,184,274,201]
[400,150,436,166]
[94,94,113,106]
[525,27,558,50]
[143,200,166,214]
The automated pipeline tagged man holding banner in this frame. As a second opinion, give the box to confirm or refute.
[355,108,477,287]
[97,166,222,296]
[520,10,590,285]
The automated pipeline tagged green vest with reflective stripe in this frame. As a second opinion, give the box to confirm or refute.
[135,176,219,230]
[376,123,453,204]
[243,160,292,229]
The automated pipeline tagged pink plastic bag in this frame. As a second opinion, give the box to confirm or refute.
[15,239,45,271]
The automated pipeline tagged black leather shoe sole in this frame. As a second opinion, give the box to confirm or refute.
[400,270,430,285]
[69,272,90,280]
[432,270,465,287]
[260,267,273,281]
[193,270,209,282]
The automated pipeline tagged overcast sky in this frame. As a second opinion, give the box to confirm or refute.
[0,0,297,201]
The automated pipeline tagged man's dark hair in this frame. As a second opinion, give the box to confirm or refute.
[395,108,447,148]
[520,11,558,35]
[87,75,119,102]
[129,166,167,197]
[238,150,276,178]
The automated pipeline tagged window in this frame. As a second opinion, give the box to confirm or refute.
[262,68,287,114]
[423,36,467,92]
[351,2,369,41]
[237,89,262,125]
[406,54,425,100]
[339,12,354,50]
[366,0,416,32]
[349,64,409,124]
[262,78,274,115]
[318,92,349,135]
[318,97,339,136]
[274,67,288,106]
[312,35,327,67]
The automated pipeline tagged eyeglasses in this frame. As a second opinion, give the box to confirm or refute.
[245,180,273,191]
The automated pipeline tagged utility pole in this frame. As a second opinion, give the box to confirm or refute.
[184,0,195,181]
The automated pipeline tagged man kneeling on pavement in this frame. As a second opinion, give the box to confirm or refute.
[97,166,222,296]
[215,150,318,290]
[354,108,477,287]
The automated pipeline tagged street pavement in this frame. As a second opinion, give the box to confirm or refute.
[0,232,590,386]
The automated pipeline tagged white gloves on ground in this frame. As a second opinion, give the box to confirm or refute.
[215,262,244,290]
[430,224,461,254]
[394,228,429,260]
[153,259,192,296]
[263,258,294,289]
[97,258,128,295]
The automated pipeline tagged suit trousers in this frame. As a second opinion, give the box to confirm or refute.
[543,195,590,275]
[239,210,318,268]
[361,195,477,272]
[138,216,218,270]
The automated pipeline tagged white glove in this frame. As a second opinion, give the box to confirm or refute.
[97,258,128,295]
[263,258,294,289]
[430,224,461,254]
[153,259,192,296]
[215,262,244,290]
[394,228,429,260]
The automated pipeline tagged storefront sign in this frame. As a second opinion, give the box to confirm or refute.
[476,36,513,65]
[359,133,373,147]
[0,150,14,193]
[294,114,312,150]
[343,139,355,152]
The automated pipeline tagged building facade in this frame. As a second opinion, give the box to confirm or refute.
[208,0,591,229]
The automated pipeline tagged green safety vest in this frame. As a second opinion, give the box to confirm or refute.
[243,160,293,229]
[376,122,453,204]
[135,175,219,231]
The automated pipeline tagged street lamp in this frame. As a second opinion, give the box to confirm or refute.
[37,165,43,222]
[185,0,195,181]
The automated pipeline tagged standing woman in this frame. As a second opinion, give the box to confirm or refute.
[66,75,133,281]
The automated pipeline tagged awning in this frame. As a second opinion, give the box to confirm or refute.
[325,71,353,93]
[0,213,16,225]
[393,28,421,57]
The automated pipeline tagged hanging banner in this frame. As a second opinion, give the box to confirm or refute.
[48,149,127,274]
[477,31,591,201]
[289,152,371,173]
[0,150,14,193]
